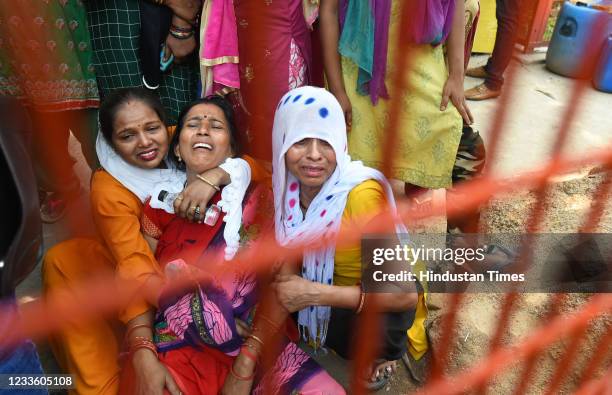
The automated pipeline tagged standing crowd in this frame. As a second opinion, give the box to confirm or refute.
[0,0,521,393]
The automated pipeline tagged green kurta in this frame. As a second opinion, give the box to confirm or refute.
[0,0,99,111]
[85,0,199,124]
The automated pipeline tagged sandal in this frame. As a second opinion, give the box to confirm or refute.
[446,233,517,274]
[482,243,517,272]
[364,359,396,391]
[39,187,83,224]
[401,350,430,385]
[40,192,68,224]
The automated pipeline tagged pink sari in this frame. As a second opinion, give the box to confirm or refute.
[199,0,240,96]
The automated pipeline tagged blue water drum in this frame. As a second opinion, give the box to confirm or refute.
[546,2,612,78]
[594,35,612,92]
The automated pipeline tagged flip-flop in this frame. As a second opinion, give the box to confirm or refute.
[160,44,174,72]
[363,359,396,391]
[482,243,517,272]
[401,350,431,384]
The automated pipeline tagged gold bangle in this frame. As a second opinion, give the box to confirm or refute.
[247,334,264,347]
[355,292,366,314]
[242,341,260,352]
[125,324,152,340]
[196,174,221,192]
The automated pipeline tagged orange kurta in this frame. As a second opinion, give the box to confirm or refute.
[43,169,161,395]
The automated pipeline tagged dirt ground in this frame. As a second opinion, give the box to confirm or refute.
[379,171,612,394]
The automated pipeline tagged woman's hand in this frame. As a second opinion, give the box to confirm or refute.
[333,90,352,131]
[221,356,255,395]
[272,274,321,313]
[441,73,473,125]
[235,318,252,338]
[164,34,196,62]
[164,0,201,24]
[175,167,229,222]
[132,349,181,395]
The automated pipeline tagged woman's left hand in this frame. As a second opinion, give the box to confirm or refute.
[176,167,229,222]
[235,318,251,338]
[164,34,196,62]
[165,0,201,25]
[221,357,255,395]
[221,374,253,395]
[441,73,473,125]
[272,274,320,313]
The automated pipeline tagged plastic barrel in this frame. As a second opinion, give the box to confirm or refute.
[546,2,612,78]
[593,36,612,92]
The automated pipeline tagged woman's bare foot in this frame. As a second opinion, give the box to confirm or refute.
[363,359,397,391]
[369,359,397,382]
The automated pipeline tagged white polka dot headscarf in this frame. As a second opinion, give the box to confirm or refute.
[271,86,408,347]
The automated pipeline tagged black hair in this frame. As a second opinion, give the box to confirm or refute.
[169,95,241,170]
[98,87,167,144]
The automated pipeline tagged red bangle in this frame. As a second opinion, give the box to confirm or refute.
[129,336,158,358]
[130,338,155,346]
[131,342,158,358]
[230,364,255,381]
[240,345,259,364]
[126,324,152,340]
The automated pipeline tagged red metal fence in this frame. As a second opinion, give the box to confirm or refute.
[2,1,611,394]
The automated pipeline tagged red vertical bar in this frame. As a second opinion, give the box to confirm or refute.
[429,293,464,381]
[349,297,382,395]
[523,0,554,52]
[580,169,612,233]
[380,1,415,176]
[544,323,590,395]
[575,327,612,390]
[512,293,568,395]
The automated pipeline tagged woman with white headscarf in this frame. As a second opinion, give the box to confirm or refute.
[271,86,427,390]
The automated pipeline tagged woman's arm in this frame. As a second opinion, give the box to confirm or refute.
[223,235,288,393]
[128,311,181,395]
[177,156,268,222]
[273,180,417,313]
[175,167,230,221]
[273,274,417,313]
[163,0,201,24]
[320,0,352,129]
[144,234,159,254]
[91,171,163,321]
[222,267,287,395]
[440,0,473,124]
[164,14,197,61]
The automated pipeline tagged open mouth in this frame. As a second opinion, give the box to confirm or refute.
[137,149,158,161]
[193,142,213,151]
[302,165,325,177]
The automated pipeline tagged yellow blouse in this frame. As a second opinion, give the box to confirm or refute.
[333,180,386,286]
[333,179,429,359]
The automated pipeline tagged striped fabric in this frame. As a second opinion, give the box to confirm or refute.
[85,0,198,123]
[452,125,486,184]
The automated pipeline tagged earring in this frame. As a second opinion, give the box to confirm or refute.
[177,153,182,162]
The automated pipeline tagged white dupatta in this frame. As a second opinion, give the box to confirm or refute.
[271,86,407,346]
